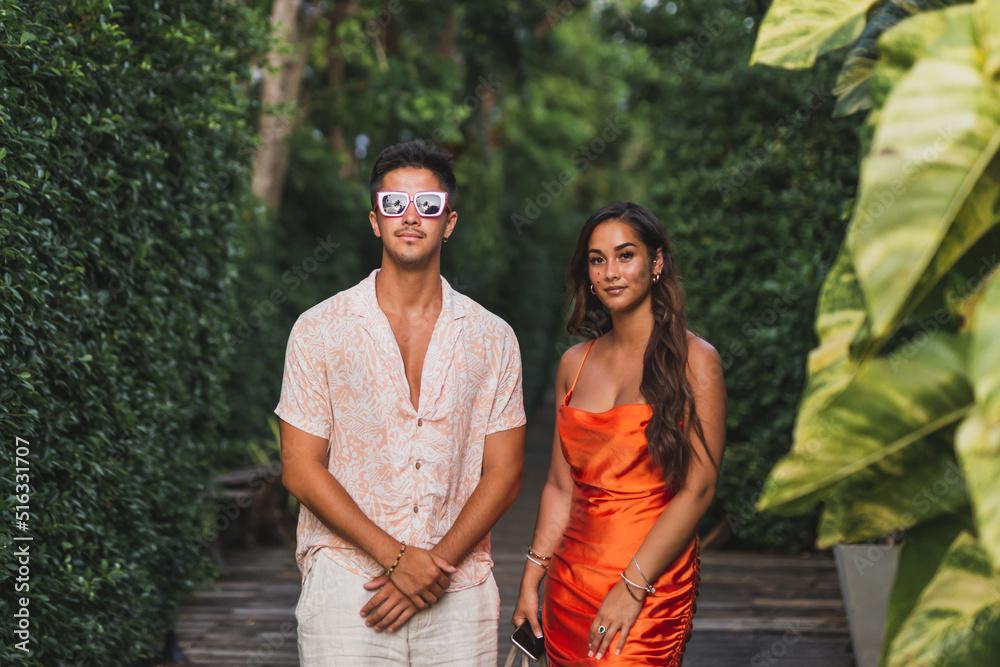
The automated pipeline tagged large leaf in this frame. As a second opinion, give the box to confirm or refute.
[879,513,974,667]
[797,245,869,421]
[848,2,1000,348]
[886,532,1000,666]
[758,332,972,518]
[956,271,1000,570]
[833,0,965,117]
[750,0,880,69]
[815,436,967,546]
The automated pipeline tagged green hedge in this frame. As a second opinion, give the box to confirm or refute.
[0,2,268,664]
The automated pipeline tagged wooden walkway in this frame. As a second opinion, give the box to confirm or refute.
[172,408,855,666]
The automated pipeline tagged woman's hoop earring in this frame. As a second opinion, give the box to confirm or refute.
[653,273,660,284]
[590,284,597,294]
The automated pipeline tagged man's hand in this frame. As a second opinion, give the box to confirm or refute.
[360,545,455,625]
[358,579,420,632]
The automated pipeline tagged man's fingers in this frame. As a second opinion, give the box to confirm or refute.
[359,591,386,618]
[387,605,417,633]
[429,552,458,574]
[373,599,409,632]
[363,575,389,591]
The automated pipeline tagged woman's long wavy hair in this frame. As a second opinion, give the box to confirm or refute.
[566,201,715,490]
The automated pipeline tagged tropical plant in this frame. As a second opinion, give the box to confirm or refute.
[751,0,1000,664]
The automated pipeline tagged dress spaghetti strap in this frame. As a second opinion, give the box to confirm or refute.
[564,340,597,406]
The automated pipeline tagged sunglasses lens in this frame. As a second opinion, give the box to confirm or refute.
[380,193,406,216]
[414,193,444,216]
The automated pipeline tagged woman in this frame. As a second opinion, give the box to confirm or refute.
[512,202,726,665]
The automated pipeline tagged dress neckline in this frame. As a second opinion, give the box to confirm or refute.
[560,402,651,416]
[562,332,694,414]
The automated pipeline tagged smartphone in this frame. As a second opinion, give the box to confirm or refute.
[511,620,545,660]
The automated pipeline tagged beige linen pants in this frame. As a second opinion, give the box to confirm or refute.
[297,553,500,666]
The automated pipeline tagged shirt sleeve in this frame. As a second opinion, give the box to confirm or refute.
[486,325,527,435]
[274,316,333,440]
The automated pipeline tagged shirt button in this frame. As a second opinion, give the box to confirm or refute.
[417,418,424,427]
[413,505,419,513]
[415,462,421,470]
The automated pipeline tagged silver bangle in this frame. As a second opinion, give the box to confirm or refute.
[620,571,653,594]
[632,556,655,592]
[526,553,549,570]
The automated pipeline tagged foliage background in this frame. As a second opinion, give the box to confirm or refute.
[1,0,861,662]
[229,0,859,551]
[0,2,268,664]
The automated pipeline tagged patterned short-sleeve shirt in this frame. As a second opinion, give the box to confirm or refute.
[275,270,526,591]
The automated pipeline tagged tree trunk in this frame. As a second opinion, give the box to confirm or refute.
[252,0,316,212]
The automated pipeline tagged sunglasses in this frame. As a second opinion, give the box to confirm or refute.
[375,191,449,217]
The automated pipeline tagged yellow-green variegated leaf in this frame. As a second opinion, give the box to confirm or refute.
[750,0,880,69]
[886,532,1000,667]
[757,332,972,518]
[848,2,1000,349]
[880,513,975,667]
[797,245,869,424]
[815,443,967,547]
[832,0,961,117]
[956,271,1000,570]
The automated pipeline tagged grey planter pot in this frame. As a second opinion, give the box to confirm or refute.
[833,544,901,667]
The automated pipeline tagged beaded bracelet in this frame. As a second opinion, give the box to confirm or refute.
[387,544,406,577]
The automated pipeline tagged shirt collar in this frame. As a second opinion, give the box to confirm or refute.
[353,269,465,320]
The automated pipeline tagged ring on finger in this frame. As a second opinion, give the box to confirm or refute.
[598,625,606,634]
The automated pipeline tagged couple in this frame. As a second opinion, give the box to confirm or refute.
[276,141,726,666]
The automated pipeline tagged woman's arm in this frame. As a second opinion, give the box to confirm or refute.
[589,337,727,659]
[510,345,584,639]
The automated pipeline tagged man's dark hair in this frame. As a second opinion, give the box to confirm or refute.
[369,141,457,211]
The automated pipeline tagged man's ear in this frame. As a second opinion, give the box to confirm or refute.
[444,209,458,240]
[369,210,382,238]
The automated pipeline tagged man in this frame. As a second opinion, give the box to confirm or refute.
[276,141,526,666]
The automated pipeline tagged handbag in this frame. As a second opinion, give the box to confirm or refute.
[503,644,549,667]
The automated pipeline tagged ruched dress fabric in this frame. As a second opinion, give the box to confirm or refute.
[542,343,700,666]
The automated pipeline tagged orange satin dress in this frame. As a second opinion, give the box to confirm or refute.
[542,341,700,666]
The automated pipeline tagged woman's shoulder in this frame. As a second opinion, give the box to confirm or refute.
[558,339,594,370]
[555,339,595,386]
[684,333,723,379]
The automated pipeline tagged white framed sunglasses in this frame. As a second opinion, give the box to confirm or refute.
[375,191,449,217]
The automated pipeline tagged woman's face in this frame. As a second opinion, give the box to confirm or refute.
[586,219,663,313]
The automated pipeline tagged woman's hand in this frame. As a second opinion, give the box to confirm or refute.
[588,579,644,659]
[511,585,544,640]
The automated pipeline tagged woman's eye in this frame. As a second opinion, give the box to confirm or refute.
[620,251,634,260]
[589,256,603,265]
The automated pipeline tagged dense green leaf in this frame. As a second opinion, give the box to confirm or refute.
[886,532,1000,667]
[832,0,966,117]
[880,513,974,667]
[758,332,972,522]
[848,3,1000,347]
[955,272,1000,570]
[750,0,880,69]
